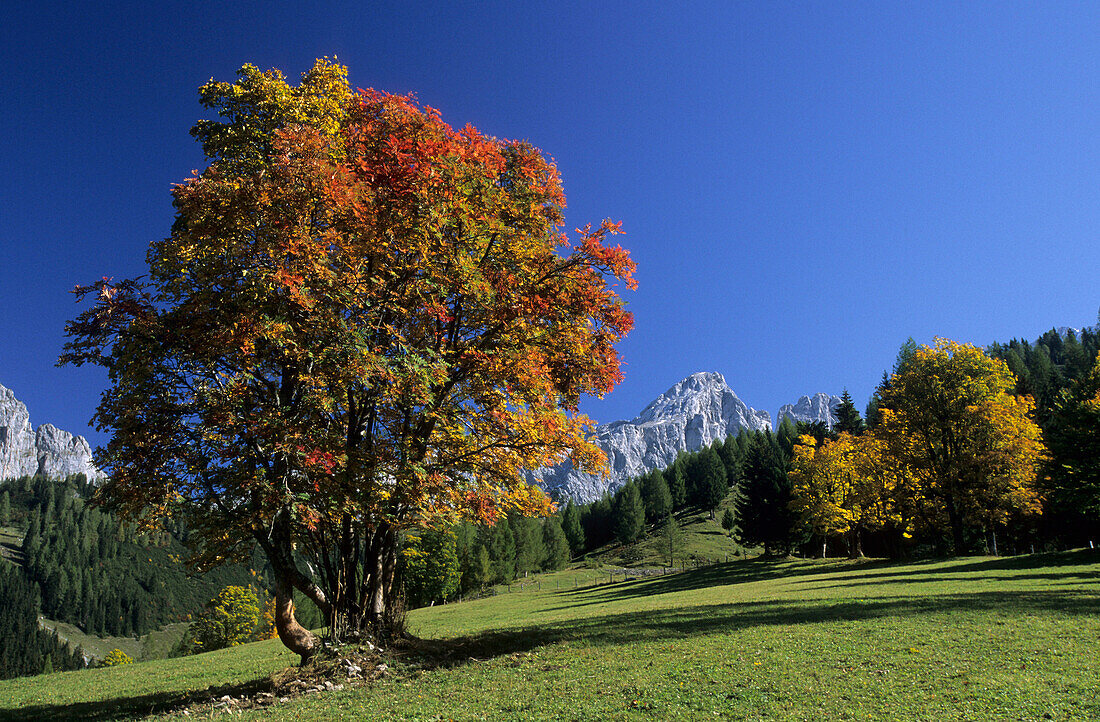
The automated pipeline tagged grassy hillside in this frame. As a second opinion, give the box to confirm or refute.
[39,619,190,663]
[2,550,1098,720]
[593,504,746,568]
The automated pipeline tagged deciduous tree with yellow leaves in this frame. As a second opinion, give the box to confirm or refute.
[62,60,634,660]
[875,339,1044,554]
[789,432,896,558]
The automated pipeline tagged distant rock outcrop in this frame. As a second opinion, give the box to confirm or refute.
[530,372,771,503]
[776,393,842,430]
[0,383,102,482]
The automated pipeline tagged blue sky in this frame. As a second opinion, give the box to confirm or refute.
[2,2,1099,448]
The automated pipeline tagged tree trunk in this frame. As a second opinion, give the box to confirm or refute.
[254,509,331,661]
[945,496,965,555]
[360,522,402,640]
[274,573,318,663]
[821,538,827,559]
[848,528,864,559]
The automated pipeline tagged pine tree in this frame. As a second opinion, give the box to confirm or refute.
[0,490,9,527]
[833,389,864,436]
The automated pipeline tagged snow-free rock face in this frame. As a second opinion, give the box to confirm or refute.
[776,393,842,430]
[0,383,103,482]
[531,372,772,503]
[0,384,37,479]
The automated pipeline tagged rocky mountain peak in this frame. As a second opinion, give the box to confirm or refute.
[531,372,771,503]
[0,382,103,482]
[776,393,842,430]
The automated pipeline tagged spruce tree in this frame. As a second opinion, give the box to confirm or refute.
[721,507,736,536]
[688,448,728,517]
[510,515,545,577]
[718,435,743,486]
[487,521,516,583]
[583,495,614,549]
[738,431,799,555]
[659,512,686,566]
[833,389,864,436]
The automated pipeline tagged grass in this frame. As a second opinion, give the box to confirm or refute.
[0,637,296,720]
[2,550,1098,720]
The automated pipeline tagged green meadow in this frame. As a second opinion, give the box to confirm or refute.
[2,550,1098,720]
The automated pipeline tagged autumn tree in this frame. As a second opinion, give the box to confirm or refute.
[789,433,895,558]
[875,339,1044,554]
[184,585,262,653]
[62,60,634,660]
[100,649,133,667]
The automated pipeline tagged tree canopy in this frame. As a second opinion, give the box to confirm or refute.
[62,59,634,659]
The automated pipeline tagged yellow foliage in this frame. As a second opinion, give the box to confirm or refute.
[790,433,900,545]
[101,648,133,666]
[875,338,1045,546]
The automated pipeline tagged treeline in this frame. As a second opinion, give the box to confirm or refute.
[791,332,1100,560]
[988,326,1100,423]
[0,561,85,679]
[988,326,1100,546]
[4,474,256,638]
[399,514,572,607]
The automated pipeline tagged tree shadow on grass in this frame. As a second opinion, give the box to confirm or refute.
[407,588,1100,671]
[555,548,1100,611]
[547,557,891,611]
[2,676,273,721]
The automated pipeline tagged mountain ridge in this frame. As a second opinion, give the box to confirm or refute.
[0,383,103,482]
